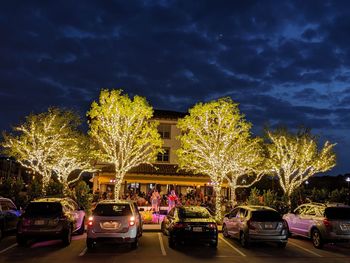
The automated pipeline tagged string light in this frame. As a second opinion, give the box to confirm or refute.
[177,97,257,221]
[266,129,336,206]
[87,89,163,200]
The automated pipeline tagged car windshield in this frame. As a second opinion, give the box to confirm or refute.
[25,202,62,216]
[94,204,132,216]
[251,210,282,222]
[325,207,350,220]
[179,207,211,219]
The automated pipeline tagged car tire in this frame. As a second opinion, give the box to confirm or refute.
[86,238,95,250]
[240,232,250,248]
[278,242,287,248]
[16,234,27,247]
[209,239,218,248]
[77,218,85,235]
[311,229,324,249]
[222,224,229,238]
[131,238,139,249]
[168,234,176,248]
[62,226,72,246]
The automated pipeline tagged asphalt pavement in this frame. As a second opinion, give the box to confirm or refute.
[0,231,350,263]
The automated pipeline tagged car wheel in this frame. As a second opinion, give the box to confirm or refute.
[311,229,324,249]
[16,234,27,247]
[222,224,229,238]
[62,226,72,246]
[77,218,85,235]
[168,234,176,248]
[278,242,287,248]
[240,232,250,248]
[86,238,95,250]
[131,238,139,249]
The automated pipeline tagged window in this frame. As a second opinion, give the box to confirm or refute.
[157,148,170,162]
[158,124,171,139]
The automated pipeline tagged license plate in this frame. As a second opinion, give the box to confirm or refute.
[101,221,120,229]
[340,224,350,231]
[192,227,202,232]
[34,220,45,225]
[265,223,273,229]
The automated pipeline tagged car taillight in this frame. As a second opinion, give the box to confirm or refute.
[173,222,188,229]
[247,220,256,230]
[22,218,31,226]
[207,223,217,229]
[323,219,332,231]
[88,216,94,226]
[129,216,136,226]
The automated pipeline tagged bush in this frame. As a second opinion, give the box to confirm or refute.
[27,176,43,201]
[247,188,261,205]
[74,181,93,215]
[45,179,64,197]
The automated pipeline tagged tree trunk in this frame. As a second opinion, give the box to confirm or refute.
[213,185,222,221]
[41,172,50,196]
[114,171,124,201]
[229,180,237,206]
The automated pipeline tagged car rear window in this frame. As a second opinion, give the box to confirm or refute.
[325,207,350,220]
[94,204,132,216]
[26,202,62,216]
[251,210,282,221]
[179,207,211,219]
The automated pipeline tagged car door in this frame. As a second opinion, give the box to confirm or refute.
[0,200,19,231]
[226,208,240,237]
[297,206,316,237]
[287,206,305,235]
[67,199,84,231]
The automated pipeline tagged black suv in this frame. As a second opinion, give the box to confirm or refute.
[17,197,85,246]
[0,197,21,240]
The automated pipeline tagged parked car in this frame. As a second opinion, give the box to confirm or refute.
[222,205,288,248]
[16,197,85,246]
[86,200,142,249]
[162,206,218,248]
[0,197,21,240]
[283,202,350,248]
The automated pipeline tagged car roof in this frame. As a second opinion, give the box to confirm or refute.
[96,200,134,205]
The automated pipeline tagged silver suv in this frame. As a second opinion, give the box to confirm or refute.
[86,200,142,249]
[222,205,288,248]
[283,203,350,248]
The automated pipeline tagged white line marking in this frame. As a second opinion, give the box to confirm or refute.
[289,241,323,257]
[158,233,167,256]
[78,247,87,256]
[219,236,246,257]
[0,243,17,254]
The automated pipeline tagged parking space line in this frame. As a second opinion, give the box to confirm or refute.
[78,247,87,256]
[158,233,167,256]
[289,241,323,257]
[0,243,17,254]
[219,236,246,257]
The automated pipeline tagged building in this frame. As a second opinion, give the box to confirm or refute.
[92,110,229,198]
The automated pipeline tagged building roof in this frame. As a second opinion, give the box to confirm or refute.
[98,163,204,177]
[153,109,187,120]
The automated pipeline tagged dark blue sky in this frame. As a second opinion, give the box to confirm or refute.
[1,1,349,175]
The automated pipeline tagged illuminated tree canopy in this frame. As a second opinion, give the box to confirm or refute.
[1,108,87,194]
[265,128,336,205]
[87,89,163,200]
[177,97,255,220]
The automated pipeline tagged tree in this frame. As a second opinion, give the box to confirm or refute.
[74,181,93,214]
[265,128,336,207]
[225,136,265,205]
[87,89,163,200]
[1,108,79,194]
[177,97,254,220]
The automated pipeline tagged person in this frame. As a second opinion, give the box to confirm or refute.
[151,189,160,212]
[168,190,178,211]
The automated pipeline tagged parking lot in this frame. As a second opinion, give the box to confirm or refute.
[0,232,349,263]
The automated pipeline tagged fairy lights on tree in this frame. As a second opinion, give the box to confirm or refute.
[87,89,163,200]
[177,97,254,221]
[265,128,336,207]
[1,108,77,194]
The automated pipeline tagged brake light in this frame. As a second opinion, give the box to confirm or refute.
[88,216,94,226]
[173,222,188,229]
[207,223,217,229]
[323,219,332,231]
[247,220,256,230]
[129,216,136,226]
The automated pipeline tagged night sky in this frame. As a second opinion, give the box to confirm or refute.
[1,1,349,175]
